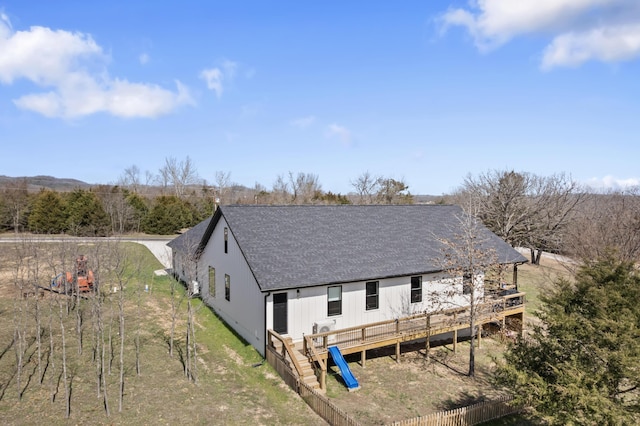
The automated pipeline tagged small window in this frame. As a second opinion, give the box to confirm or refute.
[208,266,215,298]
[366,281,378,310]
[225,274,231,301]
[411,276,422,303]
[463,272,472,295]
[224,227,228,254]
[327,286,342,316]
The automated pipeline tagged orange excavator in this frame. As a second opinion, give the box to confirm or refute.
[50,255,95,294]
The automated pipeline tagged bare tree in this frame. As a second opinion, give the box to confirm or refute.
[56,295,71,418]
[565,187,640,263]
[168,275,186,359]
[272,174,291,204]
[120,165,141,193]
[431,207,504,377]
[214,171,232,205]
[351,171,379,204]
[47,282,56,402]
[289,172,321,204]
[159,156,201,198]
[12,244,28,400]
[175,233,202,383]
[27,240,44,384]
[456,170,586,264]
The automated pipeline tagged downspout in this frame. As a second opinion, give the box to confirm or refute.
[263,291,271,358]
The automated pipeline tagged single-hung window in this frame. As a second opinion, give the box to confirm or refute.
[463,272,473,295]
[224,274,231,301]
[327,286,342,316]
[411,276,422,303]
[224,227,228,253]
[209,266,215,298]
[366,281,379,310]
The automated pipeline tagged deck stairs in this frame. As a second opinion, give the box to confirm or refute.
[272,337,321,390]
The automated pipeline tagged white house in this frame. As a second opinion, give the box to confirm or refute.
[167,205,527,357]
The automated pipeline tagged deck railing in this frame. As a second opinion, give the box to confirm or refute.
[266,341,360,426]
[304,292,525,356]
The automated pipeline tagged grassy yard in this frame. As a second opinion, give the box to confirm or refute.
[0,240,323,425]
[0,240,570,425]
[516,253,573,317]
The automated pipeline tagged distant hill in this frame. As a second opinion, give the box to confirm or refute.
[0,175,444,200]
[0,175,92,192]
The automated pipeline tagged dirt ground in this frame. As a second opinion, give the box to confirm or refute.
[324,336,511,424]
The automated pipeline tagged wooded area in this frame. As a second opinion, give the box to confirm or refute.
[3,163,638,269]
[0,158,414,236]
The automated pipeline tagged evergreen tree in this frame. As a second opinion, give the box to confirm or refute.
[66,189,110,236]
[497,253,640,425]
[125,191,149,233]
[142,195,196,235]
[28,190,68,233]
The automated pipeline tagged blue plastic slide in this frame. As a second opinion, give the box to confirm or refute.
[328,346,360,390]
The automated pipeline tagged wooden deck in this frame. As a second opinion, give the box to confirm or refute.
[267,292,525,391]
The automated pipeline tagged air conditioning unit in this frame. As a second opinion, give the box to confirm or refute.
[313,319,336,334]
[190,280,200,296]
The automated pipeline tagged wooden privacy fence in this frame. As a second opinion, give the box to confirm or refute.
[385,395,521,426]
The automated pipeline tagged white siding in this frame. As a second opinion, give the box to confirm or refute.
[266,272,485,343]
[171,218,488,354]
[197,217,267,355]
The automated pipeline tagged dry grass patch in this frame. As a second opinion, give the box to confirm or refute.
[324,337,510,424]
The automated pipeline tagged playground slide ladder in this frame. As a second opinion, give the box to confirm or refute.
[328,346,360,391]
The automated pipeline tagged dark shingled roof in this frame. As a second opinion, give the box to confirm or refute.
[166,216,212,253]
[169,205,527,292]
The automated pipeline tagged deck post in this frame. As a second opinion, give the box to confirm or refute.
[361,328,366,367]
[396,341,401,363]
[425,314,431,355]
[320,369,326,391]
[453,312,458,353]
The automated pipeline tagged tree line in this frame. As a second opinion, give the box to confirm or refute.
[2,160,639,267]
[0,157,414,236]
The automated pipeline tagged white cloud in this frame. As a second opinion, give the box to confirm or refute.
[139,53,150,65]
[542,23,640,69]
[0,15,192,118]
[439,0,640,69]
[200,67,224,98]
[290,115,316,128]
[586,175,640,190]
[200,59,240,98]
[326,123,352,145]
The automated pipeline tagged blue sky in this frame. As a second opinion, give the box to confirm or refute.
[1,1,640,195]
